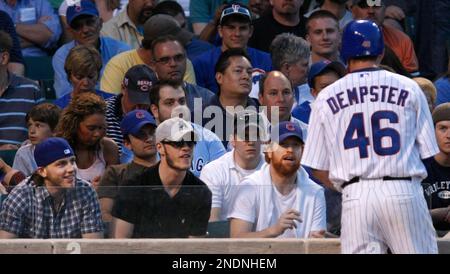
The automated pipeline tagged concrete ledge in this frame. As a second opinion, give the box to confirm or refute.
[0,239,448,254]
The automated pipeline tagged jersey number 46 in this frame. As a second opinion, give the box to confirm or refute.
[343,110,400,158]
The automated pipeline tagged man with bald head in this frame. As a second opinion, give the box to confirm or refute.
[259,71,308,139]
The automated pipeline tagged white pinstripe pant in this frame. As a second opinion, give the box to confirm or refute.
[340,179,438,254]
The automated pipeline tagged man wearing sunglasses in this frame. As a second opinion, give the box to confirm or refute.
[98,109,158,223]
[111,117,212,238]
[192,3,272,94]
[53,0,131,98]
[228,121,326,238]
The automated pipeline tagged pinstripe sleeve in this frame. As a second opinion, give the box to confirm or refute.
[301,99,330,170]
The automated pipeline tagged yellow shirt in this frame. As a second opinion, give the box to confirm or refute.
[100,49,197,94]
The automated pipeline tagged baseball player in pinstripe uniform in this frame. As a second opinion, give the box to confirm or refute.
[301,20,439,254]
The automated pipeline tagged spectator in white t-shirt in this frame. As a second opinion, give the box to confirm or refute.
[200,109,267,222]
[228,121,326,238]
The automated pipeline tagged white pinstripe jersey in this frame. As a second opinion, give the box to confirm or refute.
[301,68,439,189]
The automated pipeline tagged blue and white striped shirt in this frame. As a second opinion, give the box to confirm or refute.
[0,73,44,146]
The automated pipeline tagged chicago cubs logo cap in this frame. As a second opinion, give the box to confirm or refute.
[121,110,157,137]
[308,60,347,87]
[219,3,252,25]
[123,65,158,105]
[66,0,99,27]
[34,137,75,168]
[271,121,304,144]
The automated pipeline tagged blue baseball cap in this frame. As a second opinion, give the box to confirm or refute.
[308,60,346,88]
[34,137,75,168]
[271,121,304,144]
[66,0,99,27]
[121,110,157,136]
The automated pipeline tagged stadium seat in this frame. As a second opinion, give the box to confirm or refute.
[24,56,54,81]
[0,149,17,166]
[24,56,56,100]
[206,220,230,238]
[40,79,56,100]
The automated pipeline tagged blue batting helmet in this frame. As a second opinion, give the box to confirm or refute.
[340,20,384,63]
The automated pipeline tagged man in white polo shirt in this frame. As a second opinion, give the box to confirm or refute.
[228,121,326,238]
[200,110,267,222]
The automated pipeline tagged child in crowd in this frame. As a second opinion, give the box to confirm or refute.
[0,103,61,192]
[12,103,62,176]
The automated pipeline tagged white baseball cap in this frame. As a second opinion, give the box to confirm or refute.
[155,117,197,143]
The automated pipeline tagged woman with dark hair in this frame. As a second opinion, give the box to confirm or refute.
[56,93,119,187]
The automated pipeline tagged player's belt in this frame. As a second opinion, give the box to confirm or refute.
[342,176,412,189]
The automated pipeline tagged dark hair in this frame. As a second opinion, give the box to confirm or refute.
[149,79,183,106]
[306,10,339,34]
[0,30,13,53]
[153,0,185,18]
[26,103,62,131]
[150,35,184,58]
[214,48,251,74]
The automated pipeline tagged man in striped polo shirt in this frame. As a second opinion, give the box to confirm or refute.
[0,31,44,150]
[105,64,158,163]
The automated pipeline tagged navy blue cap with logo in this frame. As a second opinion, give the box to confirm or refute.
[271,121,304,144]
[308,60,347,87]
[34,137,75,168]
[123,65,158,105]
[66,0,99,27]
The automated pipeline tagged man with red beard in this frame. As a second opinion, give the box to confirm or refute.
[0,137,104,238]
[228,121,326,238]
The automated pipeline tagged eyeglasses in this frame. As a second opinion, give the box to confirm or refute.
[71,17,99,31]
[161,140,196,148]
[154,53,185,65]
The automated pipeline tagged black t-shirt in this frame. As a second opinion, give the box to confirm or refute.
[97,162,149,199]
[422,157,450,230]
[249,11,306,53]
[422,157,450,209]
[112,163,212,238]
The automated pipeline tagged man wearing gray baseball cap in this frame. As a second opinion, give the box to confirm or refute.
[111,117,212,238]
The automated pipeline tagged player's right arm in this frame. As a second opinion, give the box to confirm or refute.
[311,169,336,191]
[301,98,330,175]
